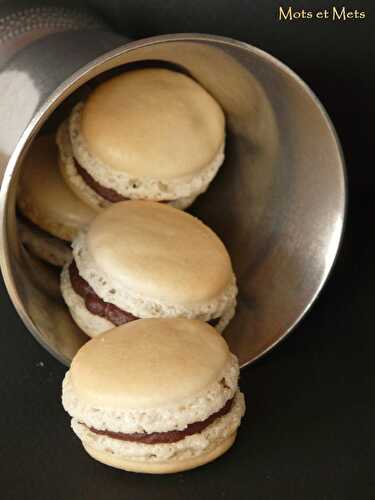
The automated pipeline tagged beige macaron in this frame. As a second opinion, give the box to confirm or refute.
[57,68,225,211]
[17,135,95,266]
[62,318,245,473]
[61,200,237,337]
[18,219,72,268]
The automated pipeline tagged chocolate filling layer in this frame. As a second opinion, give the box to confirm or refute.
[75,161,170,204]
[69,260,220,327]
[76,161,128,203]
[69,260,137,325]
[86,397,233,444]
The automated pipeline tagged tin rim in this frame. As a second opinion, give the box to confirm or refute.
[0,33,347,367]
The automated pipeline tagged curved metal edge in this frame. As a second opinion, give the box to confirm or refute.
[0,33,347,368]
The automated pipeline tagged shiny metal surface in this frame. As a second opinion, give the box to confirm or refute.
[0,5,105,67]
[0,9,346,367]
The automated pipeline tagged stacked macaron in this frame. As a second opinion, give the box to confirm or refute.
[61,200,237,337]
[55,69,238,335]
[17,135,95,267]
[56,68,225,210]
[62,318,246,473]
[16,68,248,473]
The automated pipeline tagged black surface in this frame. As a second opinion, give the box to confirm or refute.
[1,1,374,499]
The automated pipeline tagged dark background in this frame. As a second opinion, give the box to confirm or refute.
[1,1,374,499]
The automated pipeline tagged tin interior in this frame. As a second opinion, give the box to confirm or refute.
[1,37,346,366]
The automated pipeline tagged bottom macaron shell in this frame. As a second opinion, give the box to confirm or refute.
[61,262,113,337]
[169,194,198,210]
[82,432,237,474]
[215,303,236,333]
[70,391,245,469]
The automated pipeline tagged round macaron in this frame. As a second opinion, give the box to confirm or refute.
[17,135,95,266]
[62,318,245,473]
[57,68,225,211]
[61,200,237,337]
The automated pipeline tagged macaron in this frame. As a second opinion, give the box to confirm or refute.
[17,135,95,266]
[60,200,237,337]
[18,219,72,268]
[62,318,245,473]
[57,68,225,211]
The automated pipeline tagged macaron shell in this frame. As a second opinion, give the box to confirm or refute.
[80,68,225,179]
[86,200,233,306]
[18,134,95,241]
[82,432,236,474]
[69,318,231,410]
[19,219,71,267]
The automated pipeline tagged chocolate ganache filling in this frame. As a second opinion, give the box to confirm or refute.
[75,161,128,203]
[75,160,170,204]
[86,397,233,444]
[69,260,220,327]
[69,260,137,325]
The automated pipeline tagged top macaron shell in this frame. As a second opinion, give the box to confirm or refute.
[79,68,225,178]
[66,318,233,410]
[17,135,95,241]
[72,200,237,318]
[67,68,226,203]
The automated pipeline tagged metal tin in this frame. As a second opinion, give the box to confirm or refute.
[0,5,346,367]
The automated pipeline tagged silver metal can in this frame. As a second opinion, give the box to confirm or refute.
[0,5,346,367]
